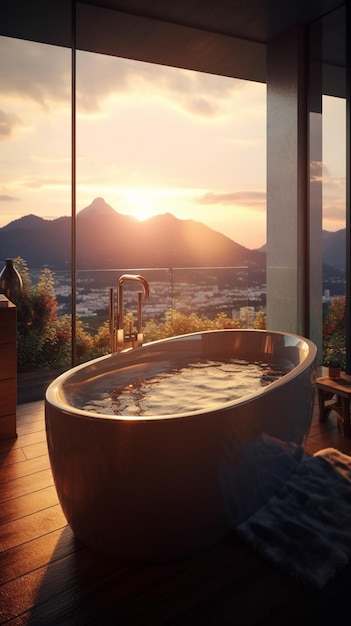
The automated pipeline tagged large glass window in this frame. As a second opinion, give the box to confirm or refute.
[0,35,71,401]
[0,7,267,400]
[73,52,266,362]
[321,95,346,368]
[309,4,347,370]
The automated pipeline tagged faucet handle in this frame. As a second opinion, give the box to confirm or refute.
[117,328,125,350]
[133,332,144,348]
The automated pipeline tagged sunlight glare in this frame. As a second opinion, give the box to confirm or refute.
[125,189,154,221]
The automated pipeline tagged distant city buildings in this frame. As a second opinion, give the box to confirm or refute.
[52,268,266,323]
[322,289,331,303]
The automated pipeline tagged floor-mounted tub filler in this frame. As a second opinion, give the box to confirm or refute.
[45,329,317,562]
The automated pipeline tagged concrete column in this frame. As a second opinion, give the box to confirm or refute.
[266,25,308,336]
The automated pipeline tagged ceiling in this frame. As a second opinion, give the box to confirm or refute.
[81,0,343,44]
[1,0,346,91]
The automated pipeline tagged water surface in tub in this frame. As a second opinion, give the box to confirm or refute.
[76,358,292,416]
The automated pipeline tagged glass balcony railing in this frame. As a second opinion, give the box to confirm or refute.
[61,265,265,329]
[17,265,266,403]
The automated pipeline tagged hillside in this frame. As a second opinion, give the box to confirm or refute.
[0,198,266,271]
[322,228,346,272]
[1,199,347,284]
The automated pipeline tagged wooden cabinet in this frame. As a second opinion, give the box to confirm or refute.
[0,297,17,439]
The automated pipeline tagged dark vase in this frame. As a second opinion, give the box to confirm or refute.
[0,259,23,304]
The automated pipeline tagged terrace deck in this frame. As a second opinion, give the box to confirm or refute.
[1,396,351,625]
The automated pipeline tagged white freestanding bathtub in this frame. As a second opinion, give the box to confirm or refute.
[45,329,317,562]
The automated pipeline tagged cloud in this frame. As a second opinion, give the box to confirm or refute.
[310,160,323,181]
[32,155,72,164]
[311,161,345,188]
[0,36,252,119]
[0,37,71,110]
[19,177,70,190]
[323,174,346,189]
[183,96,219,117]
[0,194,20,201]
[198,190,266,210]
[77,52,241,118]
[0,109,22,139]
[310,160,346,231]
[322,199,346,230]
[129,63,245,118]
[227,137,265,147]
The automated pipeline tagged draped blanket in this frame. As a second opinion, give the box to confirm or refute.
[236,448,351,588]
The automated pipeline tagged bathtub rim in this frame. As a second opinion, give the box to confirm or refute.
[45,329,317,423]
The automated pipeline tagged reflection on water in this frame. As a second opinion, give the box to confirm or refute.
[78,358,293,416]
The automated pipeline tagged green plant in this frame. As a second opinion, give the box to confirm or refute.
[13,258,112,367]
[143,309,242,342]
[323,339,345,369]
[15,258,61,368]
[93,320,111,356]
[322,296,346,370]
[252,310,266,329]
[13,258,268,368]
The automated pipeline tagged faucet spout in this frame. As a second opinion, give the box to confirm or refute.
[117,274,150,329]
[115,274,150,351]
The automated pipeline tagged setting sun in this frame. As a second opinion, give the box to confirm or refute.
[124,189,155,221]
[132,207,153,221]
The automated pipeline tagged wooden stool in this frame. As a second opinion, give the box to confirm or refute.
[316,374,351,437]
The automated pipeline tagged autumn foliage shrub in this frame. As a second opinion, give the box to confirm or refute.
[13,258,267,368]
[14,258,95,368]
[15,258,64,368]
[322,295,346,369]
[143,310,242,342]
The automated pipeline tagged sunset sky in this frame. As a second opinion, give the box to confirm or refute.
[0,35,346,250]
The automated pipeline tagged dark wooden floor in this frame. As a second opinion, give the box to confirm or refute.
[1,395,351,625]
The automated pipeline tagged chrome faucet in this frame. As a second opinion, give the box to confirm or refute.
[109,274,150,352]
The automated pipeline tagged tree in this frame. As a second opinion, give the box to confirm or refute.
[13,258,268,368]
[322,296,346,369]
[144,310,242,342]
[253,310,266,329]
[93,320,111,356]
[15,258,61,367]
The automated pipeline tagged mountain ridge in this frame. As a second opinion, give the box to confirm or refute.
[0,199,346,283]
[0,198,265,270]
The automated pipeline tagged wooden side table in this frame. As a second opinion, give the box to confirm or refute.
[316,374,351,437]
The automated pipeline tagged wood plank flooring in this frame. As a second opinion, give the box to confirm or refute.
[1,396,351,625]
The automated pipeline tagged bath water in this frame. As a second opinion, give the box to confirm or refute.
[80,358,292,416]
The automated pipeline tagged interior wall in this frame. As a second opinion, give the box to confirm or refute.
[266,25,309,337]
[308,18,323,361]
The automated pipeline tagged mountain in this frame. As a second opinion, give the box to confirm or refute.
[322,228,346,272]
[0,198,265,271]
[1,200,347,282]
[256,230,346,271]
[2,214,48,232]
[78,197,118,220]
